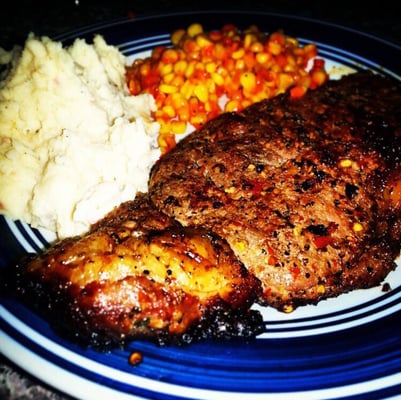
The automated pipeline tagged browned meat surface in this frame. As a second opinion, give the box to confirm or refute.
[10,193,264,347]
[149,70,401,312]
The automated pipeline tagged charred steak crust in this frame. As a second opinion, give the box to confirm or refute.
[149,71,401,311]
[9,194,264,348]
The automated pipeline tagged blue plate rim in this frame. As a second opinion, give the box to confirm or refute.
[1,11,401,400]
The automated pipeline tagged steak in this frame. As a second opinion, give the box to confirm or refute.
[149,70,401,312]
[8,193,264,347]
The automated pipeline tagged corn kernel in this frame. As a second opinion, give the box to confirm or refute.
[304,43,317,57]
[181,81,194,99]
[204,99,216,112]
[353,223,363,232]
[196,35,212,48]
[250,41,264,53]
[187,23,203,37]
[317,285,326,294]
[283,305,294,313]
[286,37,299,47]
[234,241,247,252]
[160,63,173,76]
[232,48,245,59]
[178,105,190,122]
[161,48,178,64]
[170,92,186,108]
[256,52,270,64]
[268,41,282,55]
[170,75,185,87]
[244,33,256,49]
[158,120,171,135]
[240,72,256,92]
[241,99,252,109]
[205,62,216,74]
[293,226,302,237]
[225,186,236,193]
[340,159,352,168]
[190,113,207,127]
[159,84,178,94]
[184,61,195,78]
[173,60,188,75]
[157,132,176,153]
[162,105,176,118]
[235,59,245,70]
[171,29,186,46]
[162,72,174,84]
[171,120,187,134]
[211,72,224,86]
[139,63,151,76]
[194,84,209,103]
[311,70,328,87]
[225,99,240,112]
[278,73,294,90]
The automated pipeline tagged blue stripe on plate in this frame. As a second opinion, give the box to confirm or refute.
[2,303,401,398]
[1,11,400,400]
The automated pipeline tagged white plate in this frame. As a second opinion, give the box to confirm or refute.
[1,11,401,400]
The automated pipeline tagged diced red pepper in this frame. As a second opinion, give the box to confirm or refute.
[313,236,334,249]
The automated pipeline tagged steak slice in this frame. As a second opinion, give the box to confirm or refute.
[149,70,401,312]
[8,193,264,347]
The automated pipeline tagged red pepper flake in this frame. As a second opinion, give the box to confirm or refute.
[128,351,143,366]
[290,265,301,279]
[246,179,264,196]
[199,165,206,175]
[313,235,334,249]
[266,245,275,256]
[327,221,338,234]
[231,220,242,227]
[263,245,278,265]
[290,85,307,99]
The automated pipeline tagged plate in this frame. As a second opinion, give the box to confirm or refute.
[1,11,401,400]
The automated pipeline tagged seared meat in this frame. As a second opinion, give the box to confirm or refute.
[10,193,264,347]
[149,71,401,312]
[7,71,401,349]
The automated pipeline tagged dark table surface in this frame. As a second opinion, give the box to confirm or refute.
[1,0,401,48]
[1,1,401,399]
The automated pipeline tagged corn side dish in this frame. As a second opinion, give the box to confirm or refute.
[126,23,329,153]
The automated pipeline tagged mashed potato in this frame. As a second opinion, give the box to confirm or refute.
[0,34,160,239]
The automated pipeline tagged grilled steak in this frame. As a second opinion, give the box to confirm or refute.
[149,71,401,312]
[9,193,264,347]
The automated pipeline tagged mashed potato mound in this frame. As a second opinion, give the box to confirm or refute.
[0,34,160,239]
